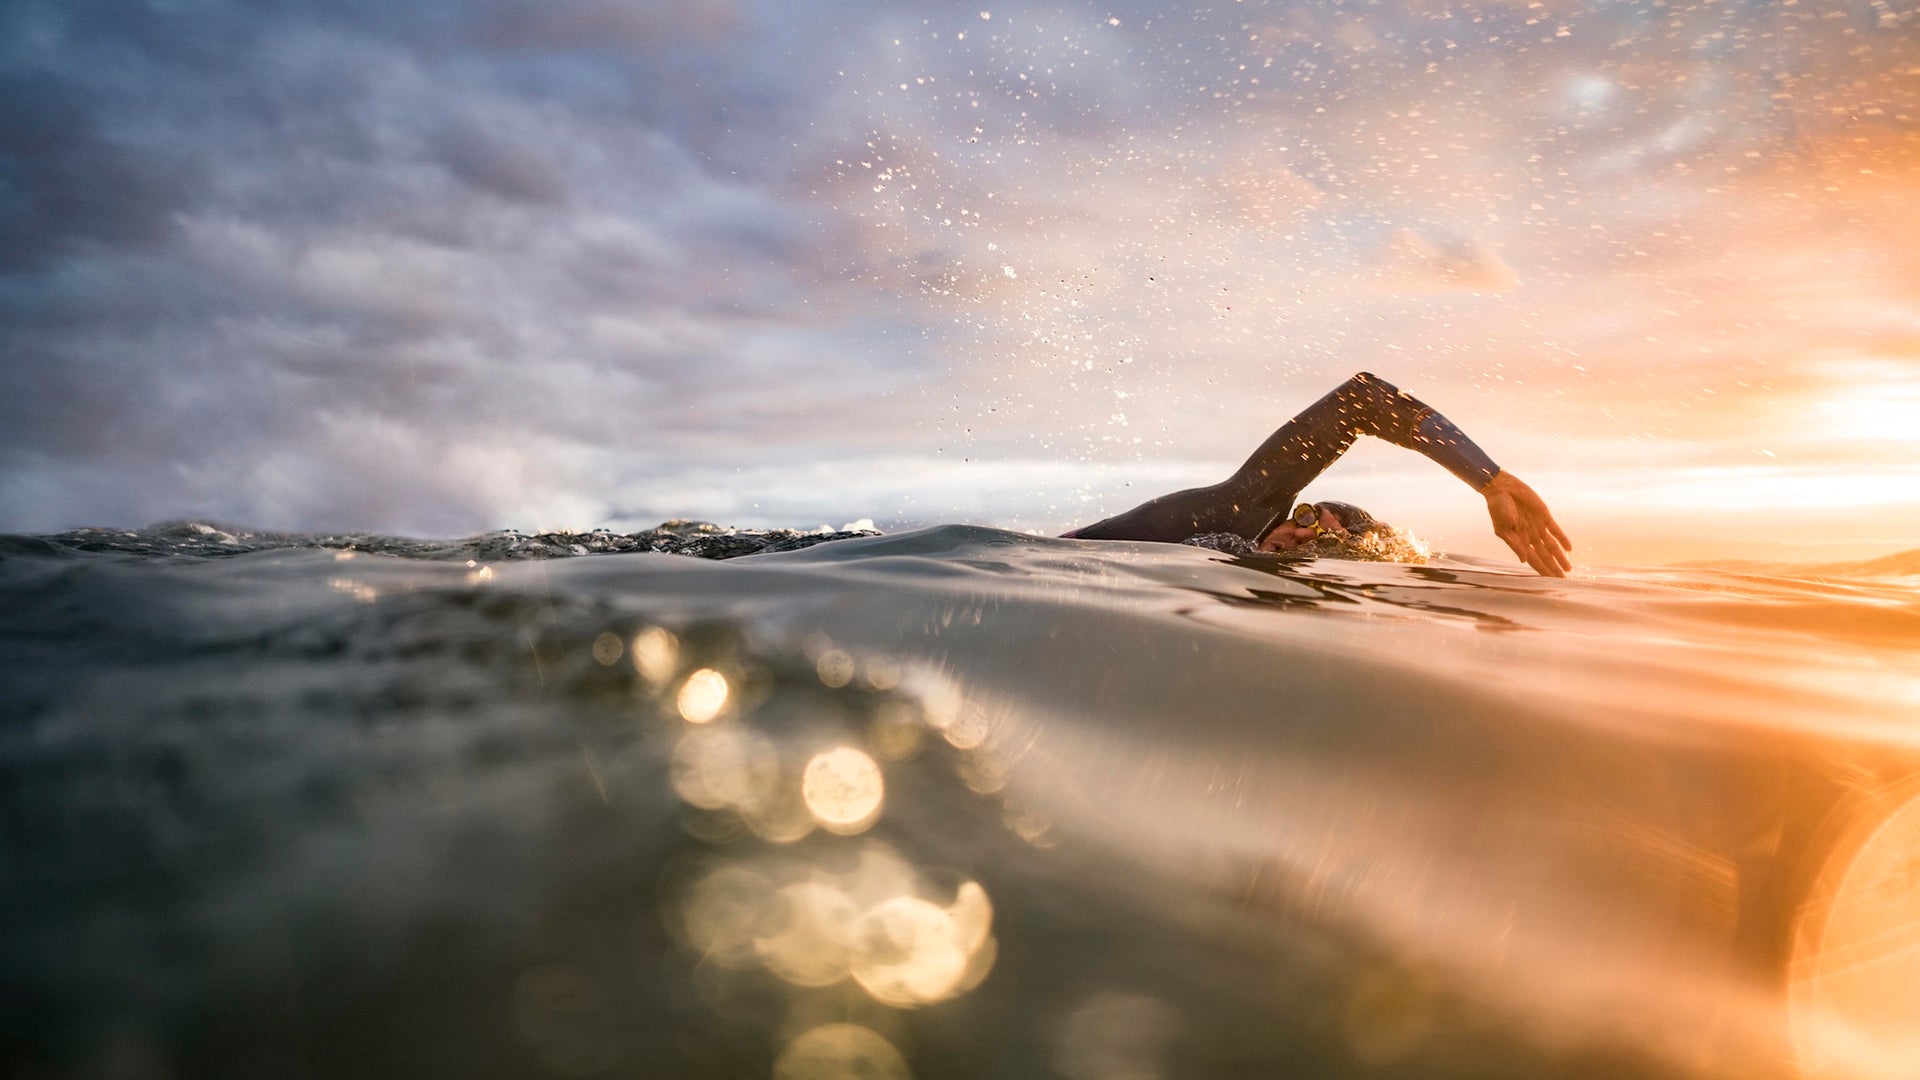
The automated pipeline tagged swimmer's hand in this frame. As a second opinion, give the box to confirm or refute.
[1482,471,1572,577]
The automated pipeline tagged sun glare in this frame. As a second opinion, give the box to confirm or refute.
[1814,363,1920,445]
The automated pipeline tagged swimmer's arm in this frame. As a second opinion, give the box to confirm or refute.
[1340,372,1501,492]
[1481,470,1572,577]
[1345,374,1573,576]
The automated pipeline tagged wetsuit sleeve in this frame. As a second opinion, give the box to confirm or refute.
[1244,371,1501,502]
[1067,372,1501,544]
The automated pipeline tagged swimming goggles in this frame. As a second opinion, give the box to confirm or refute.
[1290,502,1323,534]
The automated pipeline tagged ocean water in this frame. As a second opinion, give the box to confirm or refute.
[4,522,1920,1080]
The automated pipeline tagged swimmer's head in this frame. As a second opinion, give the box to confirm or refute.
[1317,500,1386,536]
[1258,500,1387,552]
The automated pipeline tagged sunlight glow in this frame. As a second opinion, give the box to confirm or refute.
[1790,785,1920,1080]
[1813,362,1920,445]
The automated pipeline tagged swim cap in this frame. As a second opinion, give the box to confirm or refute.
[1317,500,1385,535]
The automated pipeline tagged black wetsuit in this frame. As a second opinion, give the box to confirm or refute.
[1067,372,1501,545]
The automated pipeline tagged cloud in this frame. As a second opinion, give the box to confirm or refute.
[0,73,196,272]
[1368,229,1518,294]
[472,0,746,53]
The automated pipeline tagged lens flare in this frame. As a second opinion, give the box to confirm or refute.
[1790,785,1920,1080]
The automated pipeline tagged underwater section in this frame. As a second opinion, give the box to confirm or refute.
[4,525,1920,1078]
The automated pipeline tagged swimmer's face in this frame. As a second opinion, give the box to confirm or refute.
[1259,507,1348,552]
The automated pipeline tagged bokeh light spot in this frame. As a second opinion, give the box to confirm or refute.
[803,747,885,834]
[774,1023,910,1080]
[869,702,925,761]
[849,886,995,1007]
[631,627,680,686]
[755,882,859,988]
[817,648,855,688]
[590,631,623,666]
[682,866,777,970]
[672,727,778,812]
[677,668,730,723]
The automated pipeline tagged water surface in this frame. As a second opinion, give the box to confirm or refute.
[4,523,1919,1079]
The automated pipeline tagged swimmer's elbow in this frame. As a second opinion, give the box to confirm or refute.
[1346,370,1402,394]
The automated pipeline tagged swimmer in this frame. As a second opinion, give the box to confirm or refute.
[1066,372,1573,577]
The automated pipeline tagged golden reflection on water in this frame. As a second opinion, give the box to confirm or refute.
[755,882,859,987]
[1002,799,1055,847]
[656,637,1008,1055]
[849,894,985,1007]
[1790,784,1920,1080]
[862,655,902,691]
[676,668,730,724]
[801,747,884,834]
[957,749,1009,795]
[671,726,778,812]
[816,648,855,688]
[868,702,925,761]
[746,778,818,844]
[675,847,997,1008]
[631,626,680,687]
[774,1023,910,1080]
[326,577,380,603]
[682,865,778,970]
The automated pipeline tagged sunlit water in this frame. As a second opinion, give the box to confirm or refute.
[5,523,1920,1080]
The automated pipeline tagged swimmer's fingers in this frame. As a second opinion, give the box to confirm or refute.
[1526,492,1573,574]
[1533,523,1572,576]
[1517,505,1570,576]
[1508,527,1562,578]
[1547,514,1572,552]
[1485,472,1571,577]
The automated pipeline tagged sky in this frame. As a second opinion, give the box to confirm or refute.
[2,0,1916,565]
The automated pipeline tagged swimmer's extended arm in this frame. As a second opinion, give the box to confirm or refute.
[1261,373,1571,576]
[1070,371,1573,575]
[1482,471,1573,577]
[1241,371,1500,507]
[1290,373,1572,575]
